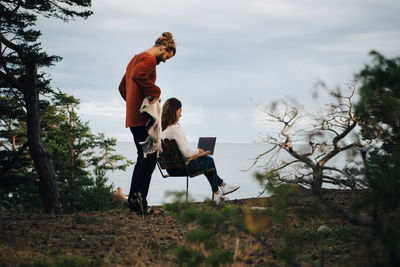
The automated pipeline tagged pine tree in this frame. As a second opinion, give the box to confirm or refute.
[1,91,132,212]
[354,51,400,266]
[0,0,92,212]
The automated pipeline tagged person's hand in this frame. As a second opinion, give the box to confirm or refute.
[198,149,211,155]
[149,97,159,104]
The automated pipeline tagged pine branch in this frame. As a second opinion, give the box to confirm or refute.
[0,33,23,55]
[0,70,23,91]
[0,142,28,176]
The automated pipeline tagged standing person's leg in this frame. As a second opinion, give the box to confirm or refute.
[128,126,157,213]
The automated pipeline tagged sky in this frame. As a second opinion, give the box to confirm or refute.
[36,0,400,143]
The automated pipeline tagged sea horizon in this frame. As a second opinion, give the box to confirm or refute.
[106,141,354,206]
[107,142,269,206]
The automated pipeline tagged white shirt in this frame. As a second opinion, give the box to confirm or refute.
[161,124,198,158]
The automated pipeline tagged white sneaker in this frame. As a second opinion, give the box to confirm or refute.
[220,183,240,196]
[214,191,225,205]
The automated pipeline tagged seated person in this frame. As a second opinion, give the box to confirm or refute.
[161,97,239,204]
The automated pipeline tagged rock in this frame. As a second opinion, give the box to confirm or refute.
[317,225,331,232]
[250,206,266,210]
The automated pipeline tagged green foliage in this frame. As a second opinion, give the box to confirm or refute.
[297,226,362,242]
[0,90,42,210]
[1,0,94,212]
[30,255,99,267]
[254,170,281,197]
[185,229,213,243]
[249,180,371,265]
[262,183,303,265]
[75,170,116,211]
[1,1,92,94]
[164,193,243,266]
[0,92,132,212]
[277,230,298,265]
[356,51,400,146]
[0,176,43,212]
[73,216,97,225]
[264,183,300,223]
[354,51,400,266]
[205,250,233,267]
[174,246,205,267]
[252,51,400,266]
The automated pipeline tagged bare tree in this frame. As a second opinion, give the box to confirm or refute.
[253,83,371,195]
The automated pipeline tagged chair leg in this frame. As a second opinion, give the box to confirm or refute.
[212,170,216,202]
[186,176,189,201]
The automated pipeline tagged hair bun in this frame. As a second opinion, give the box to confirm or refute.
[162,32,173,40]
[155,32,176,54]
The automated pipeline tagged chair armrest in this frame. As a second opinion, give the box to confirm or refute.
[186,151,211,162]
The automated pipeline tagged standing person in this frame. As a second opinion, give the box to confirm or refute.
[119,32,176,215]
[161,97,240,204]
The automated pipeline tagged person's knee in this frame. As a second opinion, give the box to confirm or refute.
[206,156,215,167]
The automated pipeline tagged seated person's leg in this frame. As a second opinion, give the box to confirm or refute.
[166,168,187,176]
[188,156,223,192]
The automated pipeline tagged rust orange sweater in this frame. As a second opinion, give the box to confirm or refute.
[119,52,161,127]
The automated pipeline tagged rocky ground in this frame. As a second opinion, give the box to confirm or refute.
[0,189,394,266]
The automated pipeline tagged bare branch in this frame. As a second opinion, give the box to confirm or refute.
[273,159,303,172]
[245,144,278,171]
[318,122,357,166]
[252,82,367,193]
[322,166,351,177]
[284,145,316,168]
[0,142,28,176]
[0,33,23,55]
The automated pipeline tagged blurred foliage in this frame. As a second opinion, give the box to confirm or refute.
[164,192,245,267]
[152,50,400,266]
[353,51,400,266]
[253,182,303,266]
[73,216,97,225]
[31,255,99,267]
[253,51,400,266]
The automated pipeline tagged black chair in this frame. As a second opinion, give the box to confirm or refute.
[156,139,216,201]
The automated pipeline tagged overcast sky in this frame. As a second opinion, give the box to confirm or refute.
[36,0,400,143]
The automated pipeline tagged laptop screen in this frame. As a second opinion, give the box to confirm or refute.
[197,137,217,155]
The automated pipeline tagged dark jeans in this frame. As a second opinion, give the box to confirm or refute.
[167,156,223,193]
[128,126,157,212]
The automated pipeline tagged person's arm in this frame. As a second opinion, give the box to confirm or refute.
[167,125,199,158]
[131,55,161,98]
[118,74,127,100]
[186,150,211,162]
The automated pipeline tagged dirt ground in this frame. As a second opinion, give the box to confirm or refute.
[0,189,393,266]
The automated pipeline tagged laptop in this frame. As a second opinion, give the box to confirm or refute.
[197,137,217,155]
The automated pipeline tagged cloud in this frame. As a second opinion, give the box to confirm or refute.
[79,100,124,118]
[34,0,400,143]
[311,31,400,55]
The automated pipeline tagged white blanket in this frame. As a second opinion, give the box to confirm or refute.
[139,96,162,158]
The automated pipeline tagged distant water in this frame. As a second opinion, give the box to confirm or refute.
[106,142,356,206]
[106,142,269,206]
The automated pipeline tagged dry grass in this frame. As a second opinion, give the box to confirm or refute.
[0,190,395,266]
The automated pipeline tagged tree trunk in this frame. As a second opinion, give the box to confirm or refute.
[311,166,323,195]
[23,61,60,213]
